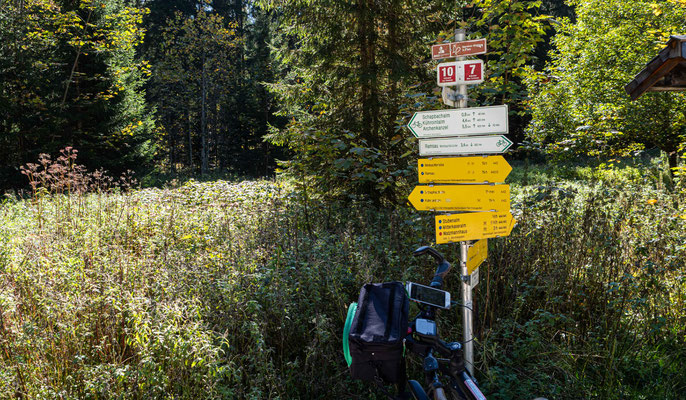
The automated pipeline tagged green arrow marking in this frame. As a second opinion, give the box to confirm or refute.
[407,114,419,138]
[496,136,513,151]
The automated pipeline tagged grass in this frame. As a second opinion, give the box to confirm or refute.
[0,160,685,399]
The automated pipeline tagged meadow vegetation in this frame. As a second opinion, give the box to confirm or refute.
[1,156,684,399]
[2,1,685,398]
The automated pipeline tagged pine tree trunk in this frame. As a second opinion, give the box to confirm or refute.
[668,151,678,177]
[168,114,176,174]
[201,49,208,176]
[358,0,370,143]
[357,0,381,202]
[367,0,379,146]
[188,108,194,171]
[211,96,218,170]
[262,85,270,176]
[383,0,399,204]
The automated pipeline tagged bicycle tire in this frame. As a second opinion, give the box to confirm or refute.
[408,380,430,400]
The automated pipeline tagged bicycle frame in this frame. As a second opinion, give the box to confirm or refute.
[401,246,487,400]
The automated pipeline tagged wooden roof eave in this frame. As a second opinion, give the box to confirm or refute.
[625,36,686,100]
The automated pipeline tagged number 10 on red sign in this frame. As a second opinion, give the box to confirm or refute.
[437,60,484,87]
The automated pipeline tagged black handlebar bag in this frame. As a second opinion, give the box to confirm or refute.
[348,281,408,384]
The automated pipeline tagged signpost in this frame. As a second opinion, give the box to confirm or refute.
[418,135,512,156]
[466,239,487,275]
[432,38,487,60]
[467,239,488,288]
[407,185,510,212]
[406,31,514,376]
[437,60,484,86]
[418,156,511,184]
[435,211,515,244]
[407,105,509,138]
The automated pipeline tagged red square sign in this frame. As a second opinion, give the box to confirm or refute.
[438,64,457,85]
[464,61,482,81]
[436,60,484,86]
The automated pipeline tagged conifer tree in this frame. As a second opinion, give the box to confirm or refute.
[0,0,154,188]
[261,0,455,204]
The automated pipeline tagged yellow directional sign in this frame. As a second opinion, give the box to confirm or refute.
[418,156,511,184]
[435,211,514,243]
[466,239,487,275]
[408,185,510,212]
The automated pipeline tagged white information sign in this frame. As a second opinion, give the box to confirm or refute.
[470,267,479,288]
[418,135,512,156]
[408,105,509,138]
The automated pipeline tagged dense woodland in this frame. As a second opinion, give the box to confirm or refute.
[1,0,685,399]
[3,0,682,194]
[1,0,283,188]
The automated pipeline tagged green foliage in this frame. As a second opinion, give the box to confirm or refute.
[480,178,686,399]
[468,0,551,107]
[0,0,155,188]
[527,0,686,169]
[460,0,552,145]
[149,2,239,175]
[143,0,284,178]
[1,160,685,398]
[261,0,460,204]
[260,0,552,203]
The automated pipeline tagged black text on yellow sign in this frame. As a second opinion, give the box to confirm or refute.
[418,156,511,184]
[408,185,510,212]
[435,211,514,243]
[466,239,487,275]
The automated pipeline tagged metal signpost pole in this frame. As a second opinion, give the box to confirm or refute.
[454,27,475,376]
[456,29,468,108]
[460,239,473,375]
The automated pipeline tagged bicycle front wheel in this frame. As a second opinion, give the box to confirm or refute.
[408,380,430,400]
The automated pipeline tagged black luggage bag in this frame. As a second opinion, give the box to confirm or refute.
[348,281,409,384]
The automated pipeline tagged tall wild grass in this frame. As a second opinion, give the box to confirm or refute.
[0,155,684,399]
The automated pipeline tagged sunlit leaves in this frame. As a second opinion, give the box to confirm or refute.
[0,0,155,184]
[468,0,551,108]
[527,0,686,167]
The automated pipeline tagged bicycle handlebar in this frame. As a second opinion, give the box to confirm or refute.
[413,246,451,289]
[404,247,485,400]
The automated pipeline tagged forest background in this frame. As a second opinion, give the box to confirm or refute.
[1,0,685,399]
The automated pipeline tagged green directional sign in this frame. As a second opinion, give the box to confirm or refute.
[407,105,508,138]
[418,135,512,156]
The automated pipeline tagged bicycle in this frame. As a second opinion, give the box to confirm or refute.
[343,246,487,400]
[403,246,486,400]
